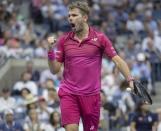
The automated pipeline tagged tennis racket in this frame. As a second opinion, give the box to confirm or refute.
[133,80,152,105]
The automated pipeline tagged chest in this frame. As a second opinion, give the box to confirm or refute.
[64,39,102,57]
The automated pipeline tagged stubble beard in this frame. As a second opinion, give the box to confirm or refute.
[75,23,85,37]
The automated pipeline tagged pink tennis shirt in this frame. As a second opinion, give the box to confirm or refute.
[56,27,117,95]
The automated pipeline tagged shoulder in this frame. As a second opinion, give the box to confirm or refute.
[57,31,72,44]
[91,27,106,39]
[91,27,111,44]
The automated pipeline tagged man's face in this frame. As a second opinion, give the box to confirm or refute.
[68,8,87,33]
[6,114,14,123]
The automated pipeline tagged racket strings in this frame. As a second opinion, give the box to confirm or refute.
[134,81,152,104]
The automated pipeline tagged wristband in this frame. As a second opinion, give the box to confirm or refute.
[127,76,134,82]
[48,50,55,61]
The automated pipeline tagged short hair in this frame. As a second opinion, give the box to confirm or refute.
[68,1,90,16]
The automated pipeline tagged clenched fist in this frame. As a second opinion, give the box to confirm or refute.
[47,36,57,50]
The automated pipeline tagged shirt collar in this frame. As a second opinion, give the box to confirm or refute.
[69,26,95,41]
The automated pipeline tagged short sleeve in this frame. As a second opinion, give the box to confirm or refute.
[100,34,117,59]
[55,36,65,63]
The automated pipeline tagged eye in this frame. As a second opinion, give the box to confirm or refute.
[72,14,77,17]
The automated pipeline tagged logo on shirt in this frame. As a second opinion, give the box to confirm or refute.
[90,125,95,130]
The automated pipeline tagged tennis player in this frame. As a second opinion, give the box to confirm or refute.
[47,1,134,131]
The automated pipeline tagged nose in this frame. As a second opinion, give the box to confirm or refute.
[68,14,74,22]
[68,17,72,23]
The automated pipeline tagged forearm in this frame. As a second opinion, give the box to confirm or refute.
[112,55,132,79]
[47,36,62,74]
[47,49,62,74]
[48,60,62,74]
[117,60,131,79]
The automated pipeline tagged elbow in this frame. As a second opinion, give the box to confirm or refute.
[115,59,126,69]
[48,61,62,74]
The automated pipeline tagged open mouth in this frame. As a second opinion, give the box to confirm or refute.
[70,23,75,28]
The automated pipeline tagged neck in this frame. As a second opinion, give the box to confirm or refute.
[75,23,89,40]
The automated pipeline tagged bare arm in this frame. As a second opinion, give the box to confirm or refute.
[112,55,131,79]
[112,55,134,88]
[48,60,62,74]
[47,36,62,74]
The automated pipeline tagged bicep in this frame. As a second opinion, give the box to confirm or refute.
[112,55,123,66]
